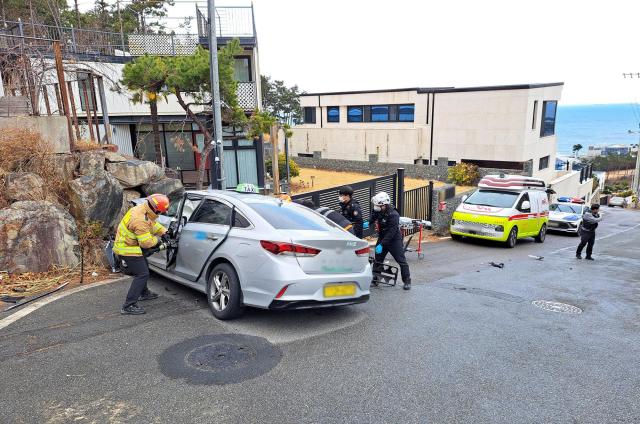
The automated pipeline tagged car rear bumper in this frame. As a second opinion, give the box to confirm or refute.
[268,294,370,310]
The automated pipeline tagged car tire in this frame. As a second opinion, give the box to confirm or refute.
[451,234,463,241]
[534,224,546,243]
[206,263,244,320]
[505,227,518,248]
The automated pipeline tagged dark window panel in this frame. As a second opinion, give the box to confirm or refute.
[303,107,316,124]
[540,101,557,137]
[347,106,363,122]
[371,105,389,122]
[327,106,340,123]
[398,104,415,122]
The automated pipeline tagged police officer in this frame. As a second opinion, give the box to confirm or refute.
[339,186,364,238]
[300,199,354,233]
[576,203,603,260]
[370,192,411,290]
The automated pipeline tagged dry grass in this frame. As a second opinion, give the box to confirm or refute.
[74,140,103,152]
[291,168,471,194]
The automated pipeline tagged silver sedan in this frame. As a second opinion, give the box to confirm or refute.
[150,190,372,319]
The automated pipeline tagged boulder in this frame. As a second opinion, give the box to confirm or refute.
[106,160,163,188]
[115,189,143,227]
[104,151,128,163]
[50,153,78,182]
[4,172,45,202]
[68,173,124,230]
[78,150,106,176]
[0,201,80,273]
[141,177,184,200]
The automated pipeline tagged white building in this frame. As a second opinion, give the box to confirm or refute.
[292,83,594,201]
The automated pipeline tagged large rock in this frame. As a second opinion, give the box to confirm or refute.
[104,151,128,163]
[106,160,163,188]
[68,173,124,230]
[78,150,106,176]
[115,189,143,227]
[50,153,78,182]
[4,172,45,202]
[0,201,80,273]
[141,177,184,200]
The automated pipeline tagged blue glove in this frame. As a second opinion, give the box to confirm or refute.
[363,221,370,230]
[375,244,383,254]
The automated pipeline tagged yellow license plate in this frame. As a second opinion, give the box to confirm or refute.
[323,283,357,298]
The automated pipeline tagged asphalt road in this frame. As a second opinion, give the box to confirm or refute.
[1,207,639,423]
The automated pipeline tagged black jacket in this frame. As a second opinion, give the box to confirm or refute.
[580,211,602,232]
[340,199,363,237]
[370,206,402,245]
[316,207,353,232]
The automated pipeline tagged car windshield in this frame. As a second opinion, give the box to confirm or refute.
[550,204,582,214]
[464,190,519,208]
[247,202,330,231]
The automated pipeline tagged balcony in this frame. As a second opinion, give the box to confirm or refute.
[196,6,257,47]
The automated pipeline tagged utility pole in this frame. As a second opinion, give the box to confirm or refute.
[207,0,224,189]
[623,73,640,194]
[74,0,80,27]
[116,0,125,51]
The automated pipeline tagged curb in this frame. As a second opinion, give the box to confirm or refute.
[0,276,130,331]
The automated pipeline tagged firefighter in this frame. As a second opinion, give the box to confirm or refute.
[370,191,411,290]
[300,199,354,233]
[339,186,364,238]
[114,193,170,315]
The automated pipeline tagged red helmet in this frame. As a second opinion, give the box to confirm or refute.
[147,193,170,213]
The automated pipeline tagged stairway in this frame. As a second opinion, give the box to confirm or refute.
[0,96,31,116]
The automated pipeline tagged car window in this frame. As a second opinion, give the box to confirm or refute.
[247,202,329,231]
[516,193,531,213]
[190,199,231,225]
[465,190,519,208]
[551,204,582,214]
[234,212,251,228]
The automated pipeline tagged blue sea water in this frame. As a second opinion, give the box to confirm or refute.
[555,104,640,155]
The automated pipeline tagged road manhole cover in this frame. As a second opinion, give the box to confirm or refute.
[158,334,281,385]
[532,300,582,314]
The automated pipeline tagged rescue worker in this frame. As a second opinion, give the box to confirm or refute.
[339,186,364,238]
[300,199,354,233]
[114,193,170,315]
[370,192,411,290]
[576,203,602,261]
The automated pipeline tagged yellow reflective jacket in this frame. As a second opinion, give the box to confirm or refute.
[113,202,167,257]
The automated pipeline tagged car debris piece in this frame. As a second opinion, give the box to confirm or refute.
[0,295,25,303]
[3,282,69,312]
[528,255,544,261]
[489,262,504,269]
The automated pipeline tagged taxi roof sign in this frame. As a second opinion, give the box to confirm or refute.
[235,183,259,193]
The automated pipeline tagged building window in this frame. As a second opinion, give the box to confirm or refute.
[303,107,316,124]
[532,100,538,130]
[233,57,251,82]
[77,72,97,112]
[398,104,415,122]
[371,105,389,122]
[539,155,550,170]
[540,101,557,137]
[347,106,363,122]
[327,106,340,123]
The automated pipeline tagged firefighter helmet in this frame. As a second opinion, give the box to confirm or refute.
[147,193,170,214]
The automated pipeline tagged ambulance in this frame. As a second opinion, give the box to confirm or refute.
[450,174,550,248]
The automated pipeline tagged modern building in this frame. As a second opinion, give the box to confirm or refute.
[0,5,263,188]
[292,83,564,182]
[587,144,637,157]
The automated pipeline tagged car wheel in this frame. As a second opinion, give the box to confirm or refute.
[206,263,244,320]
[451,234,463,241]
[505,227,518,248]
[534,224,546,243]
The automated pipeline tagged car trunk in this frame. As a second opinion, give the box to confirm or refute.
[286,229,369,274]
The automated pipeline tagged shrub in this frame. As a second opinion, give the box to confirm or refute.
[447,163,480,186]
[266,153,300,180]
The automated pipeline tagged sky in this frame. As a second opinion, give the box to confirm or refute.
[87,0,640,105]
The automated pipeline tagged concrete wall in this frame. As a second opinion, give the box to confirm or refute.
[430,185,474,236]
[0,116,70,153]
[549,170,593,202]
[292,156,524,182]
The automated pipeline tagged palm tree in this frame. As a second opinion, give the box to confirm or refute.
[572,143,583,158]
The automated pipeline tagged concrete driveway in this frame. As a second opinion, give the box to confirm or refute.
[1,207,639,423]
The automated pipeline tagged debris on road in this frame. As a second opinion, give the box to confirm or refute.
[3,282,69,312]
[0,295,24,303]
[489,262,504,269]
[528,255,544,261]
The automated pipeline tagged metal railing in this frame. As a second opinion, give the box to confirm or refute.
[196,6,256,39]
[403,185,432,222]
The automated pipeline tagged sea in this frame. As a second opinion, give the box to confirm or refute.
[555,104,640,156]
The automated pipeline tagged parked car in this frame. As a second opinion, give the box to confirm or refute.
[450,174,549,248]
[608,196,628,208]
[148,189,372,319]
[548,202,588,235]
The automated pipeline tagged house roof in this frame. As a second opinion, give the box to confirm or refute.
[301,82,564,97]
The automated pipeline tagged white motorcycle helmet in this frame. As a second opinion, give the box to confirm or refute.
[371,192,391,211]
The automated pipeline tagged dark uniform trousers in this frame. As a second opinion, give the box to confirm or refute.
[123,256,152,307]
[576,230,596,258]
[375,238,411,283]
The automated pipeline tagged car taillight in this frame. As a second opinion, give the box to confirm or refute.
[260,240,321,257]
[355,246,370,257]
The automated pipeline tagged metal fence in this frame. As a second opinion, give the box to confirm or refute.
[196,6,255,39]
[403,184,432,222]
[291,174,398,237]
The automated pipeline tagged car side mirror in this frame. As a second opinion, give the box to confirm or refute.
[461,195,468,202]
[521,201,531,210]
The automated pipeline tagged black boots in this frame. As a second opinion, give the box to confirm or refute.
[138,290,159,301]
[403,280,411,290]
[121,303,146,315]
